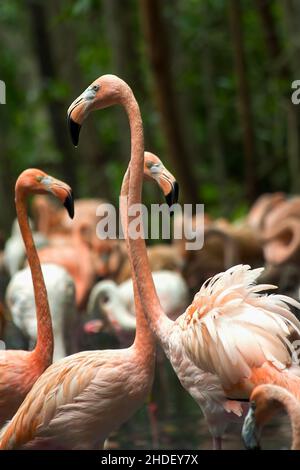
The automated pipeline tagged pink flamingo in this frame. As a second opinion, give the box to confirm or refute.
[37,228,98,309]
[65,75,300,450]
[242,384,300,450]
[0,120,178,448]
[0,169,73,427]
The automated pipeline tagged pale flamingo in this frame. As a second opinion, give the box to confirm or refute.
[6,264,76,361]
[262,197,300,266]
[242,384,300,450]
[64,75,300,450]
[31,195,68,239]
[3,218,48,277]
[85,270,188,340]
[104,241,184,284]
[32,196,109,309]
[37,226,99,309]
[246,192,285,232]
[85,151,185,340]
[0,121,178,448]
[0,169,74,427]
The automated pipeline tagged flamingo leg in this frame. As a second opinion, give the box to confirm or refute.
[147,400,159,449]
[212,436,223,450]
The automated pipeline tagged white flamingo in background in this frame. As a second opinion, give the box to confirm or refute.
[3,218,48,277]
[6,264,76,361]
[85,271,188,340]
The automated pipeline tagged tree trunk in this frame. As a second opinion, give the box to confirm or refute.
[44,0,111,199]
[282,0,300,193]
[255,0,300,193]
[168,0,201,172]
[102,0,141,161]
[228,0,257,203]
[0,142,15,235]
[27,0,77,192]
[139,0,199,204]
[201,48,229,215]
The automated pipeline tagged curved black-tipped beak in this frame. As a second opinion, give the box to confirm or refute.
[241,405,261,450]
[67,115,81,147]
[165,181,179,211]
[64,190,74,219]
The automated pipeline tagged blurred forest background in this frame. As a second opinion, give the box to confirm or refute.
[1,0,300,235]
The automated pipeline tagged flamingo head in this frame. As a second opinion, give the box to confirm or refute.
[242,384,282,450]
[67,75,128,147]
[16,169,74,219]
[144,151,179,207]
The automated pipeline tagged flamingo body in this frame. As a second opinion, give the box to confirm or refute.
[120,270,188,321]
[6,264,76,361]
[87,270,188,330]
[0,347,153,449]
[0,349,43,426]
[177,265,300,393]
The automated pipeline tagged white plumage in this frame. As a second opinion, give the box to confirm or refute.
[4,219,48,277]
[6,264,76,361]
[120,270,188,321]
[178,265,300,389]
[87,270,189,333]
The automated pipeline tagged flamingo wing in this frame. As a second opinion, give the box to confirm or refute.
[178,265,300,389]
[0,349,130,449]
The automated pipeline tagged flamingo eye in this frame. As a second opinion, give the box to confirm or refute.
[91,85,99,92]
[150,163,161,175]
[101,294,109,304]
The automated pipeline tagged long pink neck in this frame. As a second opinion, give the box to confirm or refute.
[15,186,53,369]
[261,387,300,450]
[283,396,300,450]
[121,87,166,339]
[120,168,155,355]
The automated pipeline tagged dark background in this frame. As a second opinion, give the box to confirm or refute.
[0,0,299,230]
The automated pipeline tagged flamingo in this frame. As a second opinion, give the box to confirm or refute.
[63,75,300,450]
[85,270,188,342]
[36,149,180,311]
[246,192,285,233]
[64,75,240,447]
[35,197,117,309]
[0,169,74,427]
[37,224,99,309]
[242,384,300,450]
[262,197,300,266]
[104,241,184,284]
[0,119,178,448]
[6,264,76,361]
[3,218,48,277]
[31,195,68,239]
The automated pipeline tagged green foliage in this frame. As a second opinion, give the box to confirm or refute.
[0,0,298,230]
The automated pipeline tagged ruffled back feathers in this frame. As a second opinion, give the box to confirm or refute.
[179,265,300,389]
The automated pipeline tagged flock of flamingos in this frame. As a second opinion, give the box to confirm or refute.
[1,74,300,450]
